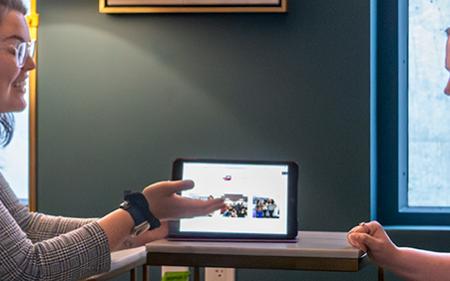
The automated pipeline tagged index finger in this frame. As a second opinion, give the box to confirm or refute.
[187,197,225,211]
[177,197,226,218]
[348,222,370,235]
[347,233,368,252]
[362,221,384,235]
[153,180,195,195]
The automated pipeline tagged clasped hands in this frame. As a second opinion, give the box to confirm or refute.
[347,221,398,268]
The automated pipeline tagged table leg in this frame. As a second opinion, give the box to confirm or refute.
[129,268,136,281]
[378,267,384,281]
[142,265,148,281]
[193,267,200,281]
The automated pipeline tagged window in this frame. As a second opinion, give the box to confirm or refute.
[0,0,37,210]
[377,0,450,226]
[407,1,450,208]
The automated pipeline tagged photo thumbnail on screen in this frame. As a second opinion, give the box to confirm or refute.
[253,197,279,219]
[184,193,248,218]
[220,194,248,218]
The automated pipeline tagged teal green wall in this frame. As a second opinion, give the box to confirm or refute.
[37,0,377,280]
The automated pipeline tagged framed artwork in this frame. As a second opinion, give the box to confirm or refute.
[99,0,288,13]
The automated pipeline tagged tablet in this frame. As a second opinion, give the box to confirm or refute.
[169,159,298,241]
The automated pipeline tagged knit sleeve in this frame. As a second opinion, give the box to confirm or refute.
[0,199,111,281]
[0,173,98,242]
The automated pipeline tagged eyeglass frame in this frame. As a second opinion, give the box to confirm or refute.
[0,39,36,68]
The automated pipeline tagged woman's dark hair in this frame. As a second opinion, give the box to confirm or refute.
[0,114,14,146]
[0,0,26,146]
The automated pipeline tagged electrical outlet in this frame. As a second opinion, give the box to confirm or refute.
[161,266,190,275]
[205,267,235,281]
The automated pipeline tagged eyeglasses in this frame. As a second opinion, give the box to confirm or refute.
[13,41,35,68]
[0,40,35,68]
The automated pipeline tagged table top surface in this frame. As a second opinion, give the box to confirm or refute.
[146,231,364,259]
[110,246,147,269]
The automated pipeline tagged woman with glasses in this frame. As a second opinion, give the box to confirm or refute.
[0,1,225,280]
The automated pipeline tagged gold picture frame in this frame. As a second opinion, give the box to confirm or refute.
[99,0,287,13]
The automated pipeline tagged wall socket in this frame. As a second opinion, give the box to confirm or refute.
[205,267,235,281]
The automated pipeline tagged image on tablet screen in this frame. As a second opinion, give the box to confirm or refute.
[179,162,289,235]
[221,194,248,218]
[253,197,279,219]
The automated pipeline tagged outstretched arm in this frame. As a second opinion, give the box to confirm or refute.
[98,179,224,251]
[0,177,223,280]
[348,221,450,281]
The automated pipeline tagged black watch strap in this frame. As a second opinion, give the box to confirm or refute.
[120,191,161,233]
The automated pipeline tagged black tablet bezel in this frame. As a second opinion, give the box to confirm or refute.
[169,158,298,240]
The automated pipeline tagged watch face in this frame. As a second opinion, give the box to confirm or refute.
[120,201,131,210]
[133,221,150,237]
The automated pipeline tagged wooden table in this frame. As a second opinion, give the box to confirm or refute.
[146,231,370,281]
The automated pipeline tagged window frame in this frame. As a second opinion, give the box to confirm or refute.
[28,0,38,212]
[26,0,38,212]
[376,0,450,226]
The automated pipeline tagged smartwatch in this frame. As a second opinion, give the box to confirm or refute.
[119,191,161,236]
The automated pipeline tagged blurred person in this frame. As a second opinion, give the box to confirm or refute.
[348,27,450,281]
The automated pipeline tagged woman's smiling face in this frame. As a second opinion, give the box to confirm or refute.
[0,9,35,113]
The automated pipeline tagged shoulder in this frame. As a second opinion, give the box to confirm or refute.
[0,172,8,187]
[0,172,13,197]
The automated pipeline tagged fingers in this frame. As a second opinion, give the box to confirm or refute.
[348,232,379,253]
[348,221,382,235]
[347,221,385,252]
[348,223,370,235]
[347,233,368,252]
[359,222,371,233]
[188,198,226,216]
[362,221,383,235]
[175,197,225,218]
[145,180,226,219]
[152,180,195,195]
[203,199,226,214]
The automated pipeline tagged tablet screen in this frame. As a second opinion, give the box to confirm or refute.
[170,159,298,240]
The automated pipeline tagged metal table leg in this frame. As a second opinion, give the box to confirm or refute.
[193,267,200,281]
[142,265,148,281]
[378,267,384,281]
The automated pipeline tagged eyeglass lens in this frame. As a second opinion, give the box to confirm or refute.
[17,41,35,67]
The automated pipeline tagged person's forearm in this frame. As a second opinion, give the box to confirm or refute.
[111,221,169,251]
[97,209,134,250]
[387,247,450,281]
[26,213,98,242]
